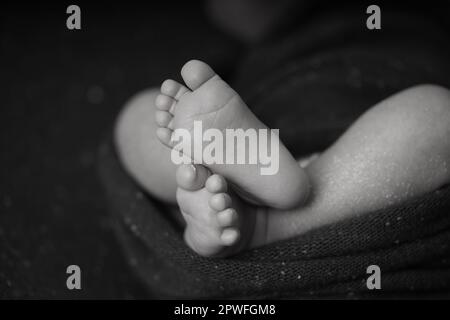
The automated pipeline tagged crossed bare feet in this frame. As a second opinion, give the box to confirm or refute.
[155,60,310,257]
[117,58,450,257]
[155,60,310,210]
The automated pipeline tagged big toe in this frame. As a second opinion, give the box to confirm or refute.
[181,60,218,90]
[176,164,210,191]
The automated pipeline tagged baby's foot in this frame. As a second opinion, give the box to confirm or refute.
[175,164,261,257]
[155,60,310,209]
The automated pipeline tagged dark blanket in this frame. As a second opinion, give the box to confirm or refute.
[99,142,450,299]
[98,5,450,299]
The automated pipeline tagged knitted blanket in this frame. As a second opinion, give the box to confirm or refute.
[98,4,450,298]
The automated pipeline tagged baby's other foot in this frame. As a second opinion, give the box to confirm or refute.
[155,60,310,209]
[175,164,258,257]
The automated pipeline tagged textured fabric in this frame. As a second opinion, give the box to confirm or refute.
[233,4,450,156]
[98,141,450,299]
[98,6,450,299]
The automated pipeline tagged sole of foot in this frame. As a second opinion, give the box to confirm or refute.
[155,59,310,209]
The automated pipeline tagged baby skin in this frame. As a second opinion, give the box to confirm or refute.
[175,164,263,257]
[155,60,309,209]
[115,60,450,257]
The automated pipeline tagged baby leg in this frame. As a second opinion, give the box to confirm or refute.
[114,89,179,204]
[266,84,450,242]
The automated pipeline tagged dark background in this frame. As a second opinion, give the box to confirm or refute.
[0,1,240,299]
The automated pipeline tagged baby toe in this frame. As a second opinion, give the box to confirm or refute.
[156,127,174,147]
[209,193,232,211]
[205,174,227,193]
[181,60,218,91]
[160,79,178,96]
[155,110,172,127]
[176,164,210,191]
[155,94,175,111]
[161,79,190,100]
[220,228,240,246]
[217,208,237,227]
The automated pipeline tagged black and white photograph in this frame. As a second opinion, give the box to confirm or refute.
[1,0,450,306]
